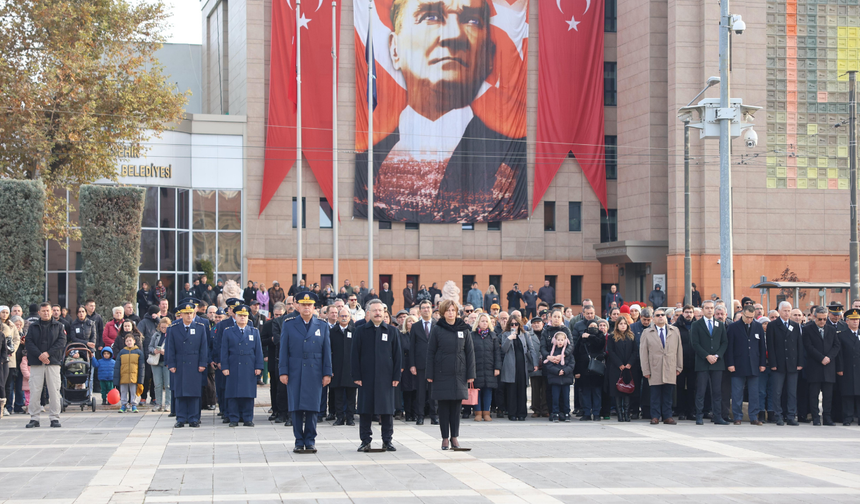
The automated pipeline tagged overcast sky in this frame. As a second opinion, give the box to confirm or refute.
[164,0,202,45]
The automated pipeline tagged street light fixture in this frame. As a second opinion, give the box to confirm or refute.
[678,77,721,306]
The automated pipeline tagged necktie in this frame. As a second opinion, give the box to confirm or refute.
[659,328,665,348]
[424,321,430,337]
[785,320,790,330]
[707,319,713,335]
[820,328,824,340]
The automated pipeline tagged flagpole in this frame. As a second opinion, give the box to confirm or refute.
[332,0,339,292]
[296,0,303,286]
[367,0,374,291]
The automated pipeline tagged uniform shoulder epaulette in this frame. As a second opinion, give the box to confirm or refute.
[283,313,299,322]
[170,319,182,327]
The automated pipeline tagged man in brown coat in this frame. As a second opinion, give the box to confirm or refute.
[640,308,683,424]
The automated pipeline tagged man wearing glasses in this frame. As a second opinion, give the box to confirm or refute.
[725,305,767,425]
[463,304,474,317]
[639,309,683,424]
[348,295,365,322]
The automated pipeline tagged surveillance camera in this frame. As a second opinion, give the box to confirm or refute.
[731,15,746,35]
[744,127,758,148]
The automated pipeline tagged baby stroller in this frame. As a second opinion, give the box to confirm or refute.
[61,342,97,412]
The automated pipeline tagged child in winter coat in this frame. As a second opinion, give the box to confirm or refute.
[113,335,145,413]
[544,331,575,422]
[92,347,117,405]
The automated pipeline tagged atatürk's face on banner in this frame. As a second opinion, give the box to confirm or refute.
[389,0,494,118]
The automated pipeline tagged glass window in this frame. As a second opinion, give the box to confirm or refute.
[605,0,617,32]
[160,230,175,271]
[601,209,618,243]
[178,231,189,271]
[568,202,582,232]
[605,136,617,180]
[140,229,158,271]
[462,223,474,230]
[160,188,176,229]
[193,190,217,230]
[218,232,241,272]
[571,276,583,305]
[178,189,190,229]
[378,221,392,230]
[69,271,83,309]
[47,239,65,271]
[159,274,176,308]
[488,221,501,231]
[142,186,158,228]
[405,222,419,230]
[46,272,67,307]
[218,191,241,230]
[604,62,617,106]
[193,231,216,269]
[292,197,306,229]
[544,201,556,231]
[489,275,501,295]
[319,198,333,229]
[69,238,83,271]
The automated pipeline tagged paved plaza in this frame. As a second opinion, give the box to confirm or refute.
[2,397,860,504]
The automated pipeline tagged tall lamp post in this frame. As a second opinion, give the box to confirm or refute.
[679,77,721,306]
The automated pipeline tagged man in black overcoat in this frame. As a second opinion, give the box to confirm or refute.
[331,306,358,425]
[803,306,841,426]
[352,299,402,452]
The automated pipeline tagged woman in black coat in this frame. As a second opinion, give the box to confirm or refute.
[574,320,607,421]
[607,317,638,422]
[471,312,501,422]
[426,300,476,450]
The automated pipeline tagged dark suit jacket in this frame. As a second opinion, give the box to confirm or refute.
[725,320,766,377]
[409,318,435,370]
[353,115,527,222]
[803,323,840,383]
[690,317,728,371]
[766,318,804,372]
[836,328,860,396]
[379,290,395,313]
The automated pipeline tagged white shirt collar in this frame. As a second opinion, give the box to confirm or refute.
[390,105,474,162]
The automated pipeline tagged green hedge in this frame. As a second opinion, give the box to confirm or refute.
[0,180,46,307]
[79,185,145,313]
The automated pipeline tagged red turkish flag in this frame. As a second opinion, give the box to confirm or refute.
[535,0,606,212]
[260,0,342,215]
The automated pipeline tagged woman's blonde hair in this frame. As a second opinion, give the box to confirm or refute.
[472,312,492,332]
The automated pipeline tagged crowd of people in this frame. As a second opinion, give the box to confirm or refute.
[3,277,859,449]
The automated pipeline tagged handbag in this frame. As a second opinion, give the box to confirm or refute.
[616,368,635,394]
[462,382,479,406]
[147,336,164,366]
[585,345,606,376]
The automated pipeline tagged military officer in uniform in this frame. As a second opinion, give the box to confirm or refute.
[166,301,209,427]
[221,305,265,427]
[353,299,402,452]
[836,308,860,425]
[279,292,332,453]
[212,298,242,422]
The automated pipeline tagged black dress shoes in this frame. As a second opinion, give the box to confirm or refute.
[294,445,305,453]
[267,413,279,421]
[357,442,371,452]
[346,418,355,426]
[334,418,345,425]
[25,420,40,428]
[787,418,799,426]
[382,442,396,451]
[415,417,424,425]
[174,422,185,428]
[430,417,439,425]
[189,421,200,427]
[229,422,239,427]
[244,421,255,427]
[50,420,61,428]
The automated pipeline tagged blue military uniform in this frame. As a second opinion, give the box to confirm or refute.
[169,298,212,416]
[279,292,332,450]
[221,305,265,426]
[212,298,242,418]
[166,301,209,427]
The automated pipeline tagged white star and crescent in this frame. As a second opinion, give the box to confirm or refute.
[557,0,588,31]
[286,0,313,29]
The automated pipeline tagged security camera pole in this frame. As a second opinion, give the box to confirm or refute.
[718,0,733,306]
[850,71,858,301]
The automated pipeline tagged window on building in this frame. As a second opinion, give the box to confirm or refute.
[545,275,557,292]
[571,276,583,305]
[544,201,556,231]
[600,208,618,243]
[489,275,501,296]
[605,0,617,32]
[462,223,474,230]
[605,135,617,179]
[292,197,306,229]
[568,202,582,232]
[604,62,617,106]
[488,221,501,231]
[378,221,392,229]
[319,198,333,229]
[462,275,475,303]
[405,222,419,230]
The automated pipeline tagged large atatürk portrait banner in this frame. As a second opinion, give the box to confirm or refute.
[353,0,529,223]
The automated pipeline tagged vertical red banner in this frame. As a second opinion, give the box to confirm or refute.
[535,0,606,212]
[260,0,342,215]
